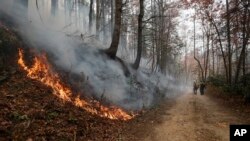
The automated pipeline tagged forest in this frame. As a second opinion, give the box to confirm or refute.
[0,0,249,140]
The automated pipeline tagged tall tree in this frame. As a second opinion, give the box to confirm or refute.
[206,11,228,82]
[110,0,114,32]
[89,0,93,31]
[133,0,144,69]
[105,0,122,59]
[51,0,58,16]
[96,0,100,39]
[203,24,211,80]
[234,0,250,84]
[193,12,205,81]
[226,0,232,85]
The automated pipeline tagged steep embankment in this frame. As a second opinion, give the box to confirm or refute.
[0,22,177,141]
[0,26,126,140]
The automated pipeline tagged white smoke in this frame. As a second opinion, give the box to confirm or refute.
[0,0,189,110]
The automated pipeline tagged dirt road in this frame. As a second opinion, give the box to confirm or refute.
[144,93,243,141]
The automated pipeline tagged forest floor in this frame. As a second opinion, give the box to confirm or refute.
[0,24,173,141]
[2,67,250,141]
[142,88,250,141]
[0,66,176,141]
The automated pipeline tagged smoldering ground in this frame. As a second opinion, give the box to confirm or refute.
[0,0,189,111]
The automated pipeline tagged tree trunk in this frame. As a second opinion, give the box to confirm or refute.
[209,15,228,82]
[96,0,100,39]
[159,0,166,73]
[51,0,58,16]
[226,0,232,85]
[204,28,210,80]
[212,37,215,76]
[110,0,114,33]
[133,0,144,69]
[234,3,250,84]
[185,41,188,82]
[89,0,93,31]
[101,0,106,40]
[151,0,155,72]
[105,0,122,59]
[194,13,204,81]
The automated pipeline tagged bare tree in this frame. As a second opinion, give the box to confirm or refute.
[193,12,205,81]
[234,0,250,84]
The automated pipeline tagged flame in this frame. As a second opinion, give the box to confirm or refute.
[18,49,134,120]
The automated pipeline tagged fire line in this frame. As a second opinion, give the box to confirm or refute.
[18,48,134,120]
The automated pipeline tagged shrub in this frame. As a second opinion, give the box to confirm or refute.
[207,75,226,87]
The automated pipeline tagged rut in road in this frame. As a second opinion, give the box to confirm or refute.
[144,93,243,141]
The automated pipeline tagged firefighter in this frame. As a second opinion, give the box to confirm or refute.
[200,81,206,95]
[193,81,198,94]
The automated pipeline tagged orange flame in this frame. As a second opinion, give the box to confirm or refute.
[18,49,134,120]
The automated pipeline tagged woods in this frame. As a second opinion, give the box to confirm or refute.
[185,0,250,98]
[88,0,183,74]
[0,0,249,114]
[0,0,249,106]
[0,0,250,140]
[0,0,187,119]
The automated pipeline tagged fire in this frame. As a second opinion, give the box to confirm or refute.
[18,49,134,120]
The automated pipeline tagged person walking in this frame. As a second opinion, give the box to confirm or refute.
[200,81,206,95]
[193,81,198,94]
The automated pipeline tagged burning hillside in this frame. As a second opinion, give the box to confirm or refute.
[0,0,183,125]
[17,48,134,120]
[0,25,161,141]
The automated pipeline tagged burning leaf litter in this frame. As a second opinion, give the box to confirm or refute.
[18,48,134,121]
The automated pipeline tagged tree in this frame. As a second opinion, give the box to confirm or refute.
[101,0,106,40]
[96,0,100,39]
[193,11,205,81]
[226,0,232,85]
[133,0,144,70]
[89,0,93,31]
[203,22,211,81]
[234,0,250,84]
[105,0,122,59]
[209,14,228,82]
[110,0,114,32]
[51,0,58,16]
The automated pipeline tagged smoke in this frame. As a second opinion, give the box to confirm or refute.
[0,0,189,111]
